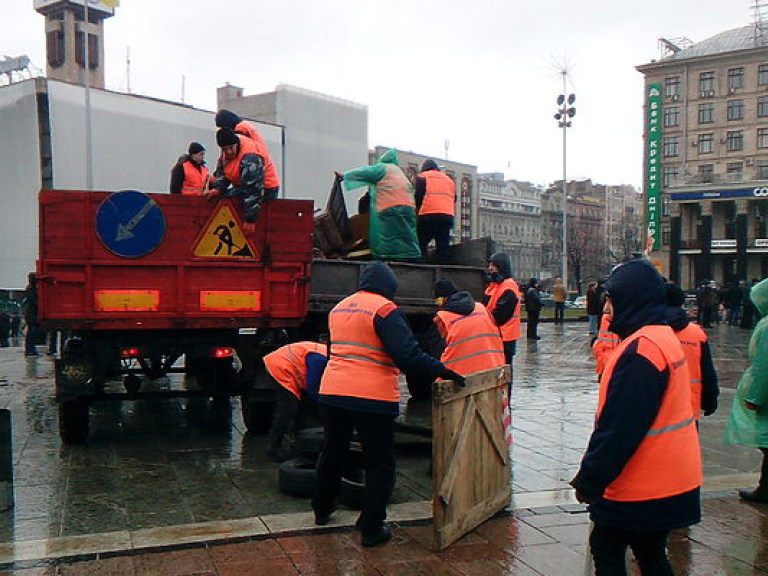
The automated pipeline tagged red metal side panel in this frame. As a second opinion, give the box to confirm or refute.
[38,190,313,331]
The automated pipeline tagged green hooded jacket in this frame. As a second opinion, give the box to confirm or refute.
[342,149,420,261]
[724,277,768,447]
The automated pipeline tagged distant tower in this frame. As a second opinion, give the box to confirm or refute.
[34,0,117,89]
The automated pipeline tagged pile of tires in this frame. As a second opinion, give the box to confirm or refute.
[278,427,365,509]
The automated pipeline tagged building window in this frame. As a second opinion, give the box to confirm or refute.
[698,102,714,123]
[727,100,744,120]
[664,76,681,97]
[698,133,714,154]
[699,164,714,183]
[758,160,768,179]
[663,137,679,157]
[759,63,768,86]
[728,67,745,91]
[727,130,744,151]
[699,71,715,95]
[759,95,768,117]
[663,167,678,187]
[663,106,679,127]
[662,195,671,216]
[727,162,744,182]
[661,224,671,246]
[46,30,65,68]
[759,128,768,149]
[75,32,99,70]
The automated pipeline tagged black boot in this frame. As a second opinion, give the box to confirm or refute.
[738,488,768,503]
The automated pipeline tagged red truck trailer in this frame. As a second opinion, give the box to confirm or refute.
[38,189,313,444]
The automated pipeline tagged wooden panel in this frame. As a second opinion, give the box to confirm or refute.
[432,366,511,551]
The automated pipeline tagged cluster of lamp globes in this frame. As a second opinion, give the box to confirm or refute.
[554,94,576,128]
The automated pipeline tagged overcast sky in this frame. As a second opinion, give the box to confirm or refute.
[4,1,756,189]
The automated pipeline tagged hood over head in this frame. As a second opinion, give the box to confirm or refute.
[488,252,511,279]
[359,261,397,300]
[421,158,439,172]
[604,259,666,339]
[750,277,768,317]
[442,290,476,316]
[378,149,399,165]
[215,109,242,129]
[664,306,689,332]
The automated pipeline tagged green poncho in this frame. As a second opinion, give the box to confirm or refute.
[342,149,420,261]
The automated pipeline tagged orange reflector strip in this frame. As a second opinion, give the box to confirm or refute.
[95,290,159,312]
[200,290,261,311]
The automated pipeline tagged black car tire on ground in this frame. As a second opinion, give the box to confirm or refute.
[278,457,317,498]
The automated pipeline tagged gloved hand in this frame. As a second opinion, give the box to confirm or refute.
[702,399,717,416]
[441,368,466,388]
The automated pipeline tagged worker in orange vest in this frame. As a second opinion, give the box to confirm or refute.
[429,278,506,376]
[263,341,328,462]
[414,159,456,264]
[483,252,521,396]
[312,261,463,547]
[169,141,212,195]
[212,128,276,223]
[665,282,719,419]
[214,109,280,198]
[592,313,621,378]
[571,259,701,575]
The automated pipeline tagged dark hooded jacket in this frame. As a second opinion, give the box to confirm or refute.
[320,261,446,415]
[483,252,519,328]
[570,259,701,531]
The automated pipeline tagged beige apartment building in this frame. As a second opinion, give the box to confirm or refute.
[637,23,768,288]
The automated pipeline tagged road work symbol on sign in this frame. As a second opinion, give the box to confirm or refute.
[193,202,257,259]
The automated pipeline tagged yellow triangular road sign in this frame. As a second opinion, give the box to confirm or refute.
[192,202,258,259]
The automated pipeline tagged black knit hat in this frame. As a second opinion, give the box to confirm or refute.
[435,278,459,298]
[188,141,205,155]
[216,128,239,147]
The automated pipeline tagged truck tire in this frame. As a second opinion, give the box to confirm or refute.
[59,399,90,445]
[241,393,275,434]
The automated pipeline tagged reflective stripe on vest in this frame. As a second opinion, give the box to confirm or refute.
[418,170,456,216]
[375,164,415,212]
[181,160,210,195]
[593,314,621,376]
[263,341,326,400]
[320,291,400,403]
[675,323,707,419]
[234,121,280,189]
[484,278,521,341]
[436,303,505,375]
[599,325,702,502]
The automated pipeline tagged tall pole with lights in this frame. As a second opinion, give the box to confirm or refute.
[554,74,575,294]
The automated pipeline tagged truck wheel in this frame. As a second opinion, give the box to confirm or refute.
[59,399,90,445]
[241,393,274,434]
[406,373,433,401]
[124,374,141,395]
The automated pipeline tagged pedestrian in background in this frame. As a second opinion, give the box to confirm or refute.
[725,277,768,504]
[414,159,455,264]
[571,259,701,575]
[552,277,566,325]
[525,278,542,340]
[0,311,10,347]
[169,141,212,195]
[483,252,521,397]
[586,281,600,336]
[665,282,719,420]
[312,261,463,547]
[741,279,759,330]
[22,273,40,357]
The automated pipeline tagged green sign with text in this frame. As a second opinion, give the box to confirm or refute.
[645,84,662,252]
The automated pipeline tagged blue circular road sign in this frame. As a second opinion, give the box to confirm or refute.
[96,190,166,258]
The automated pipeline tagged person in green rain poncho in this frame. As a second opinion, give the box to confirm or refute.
[337,149,420,261]
[725,277,768,503]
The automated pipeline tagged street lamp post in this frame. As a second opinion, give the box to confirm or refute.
[554,81,575,294]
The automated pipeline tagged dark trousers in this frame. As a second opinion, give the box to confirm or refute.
[24,323,39,356]
[268,386,300,454]
[590,524,672,576]
[417,215,453,264]
[312,405,395,535]
[554,302,565,323]
[759,447,768,490]
[503,340,516,399]
[526,310,540,338]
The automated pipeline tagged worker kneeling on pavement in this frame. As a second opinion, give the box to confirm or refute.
[263,341,328,462]
[428,278,506,376]
[312,261,464,548]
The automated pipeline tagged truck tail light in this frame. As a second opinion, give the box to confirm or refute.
[212,347,236,358]
[121,347,143,358]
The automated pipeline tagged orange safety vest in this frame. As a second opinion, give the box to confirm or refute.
[234,121,280,189]
[418,170,455,217]
[599,325,702,502]
[674,323,708,419]
[484,278,521,342]
[181,160,211,195]
[263,341,327,400]
[593,314,621,376]
[435,303,505,375]
[222,134,280,190]
[375,164,415,212]
[320,291,401,403]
